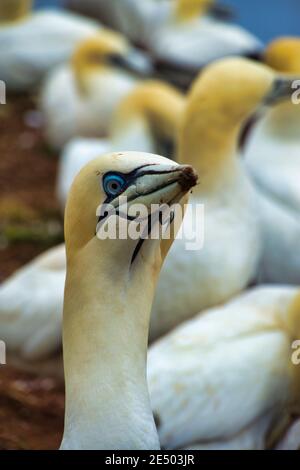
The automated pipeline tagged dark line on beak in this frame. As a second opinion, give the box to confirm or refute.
[130,214,153,266]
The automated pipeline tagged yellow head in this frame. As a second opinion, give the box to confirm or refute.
[189,58,281,128]
[71,30,152,93]
[112,81,185,144]
[72,29,130,79]
[64,151,197,262]
[178,57,296,188]
[265,37,300,75]
[0,0,32,23]
[175,0,214,20]
[181,57,298,142]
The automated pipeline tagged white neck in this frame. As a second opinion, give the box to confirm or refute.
[61,237,160,450]
[263,101,300,140]
[111,116,156,154]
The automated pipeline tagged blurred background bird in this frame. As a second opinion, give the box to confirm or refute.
[149,286,300,450]
[0,0,101,91]
[40,29,153,149]
[1,0,300,452]
[245,38,300,216]
[65,0,262,88]
[243,38,300,285]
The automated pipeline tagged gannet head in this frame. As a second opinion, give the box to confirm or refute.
[265,37,300,75]
[186,57,298,129]
[71,30,153,93]
[64,151,197,265]
[0,0,32,24]
[112,80,185,145]
[175,0,214,20]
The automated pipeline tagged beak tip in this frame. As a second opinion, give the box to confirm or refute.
[178,165,198,192]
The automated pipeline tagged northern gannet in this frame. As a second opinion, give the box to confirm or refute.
[0,0,101,91]
[60,151,197,449]
[150,58,295,340]
[65,0,262,87]
[243,38,300,284]
[145,0,262,85]
[40,30,153,149]
[245,38,300,212]
[148,286,300,450]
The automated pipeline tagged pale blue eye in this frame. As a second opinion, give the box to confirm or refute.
[103,173,126,197]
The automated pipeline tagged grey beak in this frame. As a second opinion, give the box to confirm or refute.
[110,49,154,77]
[265,77,299,105]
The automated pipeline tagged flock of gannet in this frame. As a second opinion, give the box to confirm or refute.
[1,0,300,451]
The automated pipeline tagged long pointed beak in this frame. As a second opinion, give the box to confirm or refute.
[265,77,299,105]
[112,164,198,212]
[114,49,154,77]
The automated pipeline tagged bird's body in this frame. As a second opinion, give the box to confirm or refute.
[41,64,136,149]
[147,15,262,73]
[253,183,300,285]
[65,0,262,85]
[40,30,153,149]
[149,286,300,450]
[245,103,300,213]
[0,245,65,360]
[244,38,300,284]
[0,6,100,91]
[65,0,149,44]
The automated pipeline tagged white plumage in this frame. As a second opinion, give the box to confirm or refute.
[243,38,300,284]
[252,185,300,284]
[0,10,99,91]
[65,0,262,71]
[39,29,153,149]
[148,286,300,450]
[40,62,138,150]
[0,244,65,360]
[147,16,262,71]
[245,103,300,213]
[150,168,262,340]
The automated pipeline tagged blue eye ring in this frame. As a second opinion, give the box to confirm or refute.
[103,173,126,197]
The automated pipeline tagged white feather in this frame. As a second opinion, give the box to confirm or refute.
[244,106,300,284]
[40,64,137,149]
[0,10,99,91]
[148,286,300,449]
[65,0,262,68]
[150,163,263,340]
[0,244,66,360]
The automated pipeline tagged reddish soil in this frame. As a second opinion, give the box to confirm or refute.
[0,94,65,449]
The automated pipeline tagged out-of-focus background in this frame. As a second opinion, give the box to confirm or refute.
[1,0,300,452]
[36,0,300,42]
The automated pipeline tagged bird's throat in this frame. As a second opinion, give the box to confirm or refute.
[61,239,160,449]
